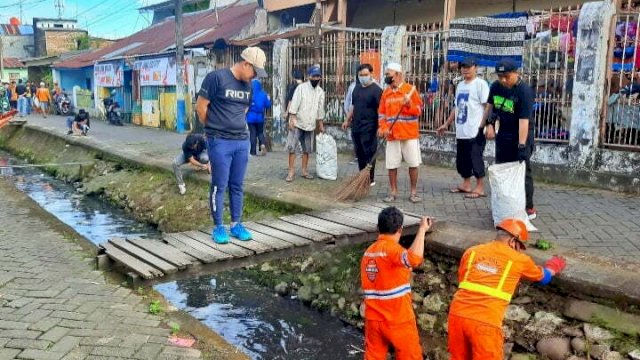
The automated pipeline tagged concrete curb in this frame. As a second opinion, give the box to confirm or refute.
[5,123,640,307]
[428,222,640,307]
[17,123,341,211]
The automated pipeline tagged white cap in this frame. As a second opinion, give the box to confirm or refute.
[40,82,45,86]
[241,47,268,78]
[386,62,403,73]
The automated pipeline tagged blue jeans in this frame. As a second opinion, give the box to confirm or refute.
[26,97,32,114]
[17,96,27,116]
[207,136,250,226]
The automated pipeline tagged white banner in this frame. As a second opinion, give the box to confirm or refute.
[134,57,177,86]
[94,61,123,87]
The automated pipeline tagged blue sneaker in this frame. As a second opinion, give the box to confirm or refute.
[230,223,252,241]
[212,225,230,244]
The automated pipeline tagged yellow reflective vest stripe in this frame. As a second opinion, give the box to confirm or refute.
[458,251,514,302]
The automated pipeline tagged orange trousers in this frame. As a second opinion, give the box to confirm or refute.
[364,319,422,360]
[448,314,504,360]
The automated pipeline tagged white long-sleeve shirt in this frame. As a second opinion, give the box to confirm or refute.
[289,81,325,131]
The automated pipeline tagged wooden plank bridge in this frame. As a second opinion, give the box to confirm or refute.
[97,203,424,283]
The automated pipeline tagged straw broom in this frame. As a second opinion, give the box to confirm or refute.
[335,88,414,201]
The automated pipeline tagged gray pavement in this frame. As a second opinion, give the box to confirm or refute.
[17,114,640,262]
[0,180,202,360]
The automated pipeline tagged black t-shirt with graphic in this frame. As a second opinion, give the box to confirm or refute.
[198,69,251,140]
[351,82,383,133]
[488,80,534,142]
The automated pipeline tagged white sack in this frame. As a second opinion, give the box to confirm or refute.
[315,133,338,180]
[488,161,537,232]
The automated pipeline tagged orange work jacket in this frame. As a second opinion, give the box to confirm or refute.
[449,241,545,328]
[378,82,423,141]
[36,88,51,102]
[360,234,423,324]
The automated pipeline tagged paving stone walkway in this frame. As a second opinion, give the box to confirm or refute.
[18,115,640,263]
[0,180,202,360]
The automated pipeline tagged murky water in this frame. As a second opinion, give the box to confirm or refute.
[155,272,363,360]
[0,152,158,245]
[1,151,364,360]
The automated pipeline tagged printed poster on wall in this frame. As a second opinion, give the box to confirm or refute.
[134,57,177,86]
[94,61,123,87]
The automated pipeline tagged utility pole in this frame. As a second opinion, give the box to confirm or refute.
[55,0,65,19]
[313,0,322,64]
[19,0,24,23]
[175,0,186,133]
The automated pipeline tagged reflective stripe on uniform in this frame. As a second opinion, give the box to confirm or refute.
[364,251,388,258]
[458,251,514,302]
[363,283,411,300]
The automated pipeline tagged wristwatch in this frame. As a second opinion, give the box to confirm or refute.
[518,144,526,149]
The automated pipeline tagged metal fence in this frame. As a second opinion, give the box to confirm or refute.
[403,23,455,133]
[404,7,580,142]
[602,0,640,151]
[289,29,383,124]
[522,5,581,143]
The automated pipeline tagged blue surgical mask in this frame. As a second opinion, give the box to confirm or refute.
[358,76,372,86]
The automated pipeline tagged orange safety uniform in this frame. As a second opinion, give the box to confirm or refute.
[36,88,51,103]
[360,234,424,360]
[378,82,423,141]
[9,84,17,102]
[448,241,546,360]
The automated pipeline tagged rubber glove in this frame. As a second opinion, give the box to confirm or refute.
[544,256,567,275]
[518,144,528,163]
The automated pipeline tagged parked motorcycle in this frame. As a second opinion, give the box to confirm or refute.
[55,92,72,116]
[103,91,123,126]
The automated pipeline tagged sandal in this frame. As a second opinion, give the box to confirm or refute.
[450,187,471,193]
[301,174,314,180]
[409,194,422,203]
[464,192,486,199]
[286,173,294,182]
[383,195,397,203]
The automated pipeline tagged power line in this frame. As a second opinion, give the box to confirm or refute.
[84,0,138,30]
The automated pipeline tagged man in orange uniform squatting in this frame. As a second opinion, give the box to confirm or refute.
[378,62,424,204]
[361,206,433,360]
[448,218,567,359]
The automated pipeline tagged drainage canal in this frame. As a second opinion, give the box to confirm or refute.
[0,151,363,359]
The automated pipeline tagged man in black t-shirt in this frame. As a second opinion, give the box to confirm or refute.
[196,46,268,244]
[342,64,382,185]
[15,80,27,117]
[486,58,537,220]
[172,133,209,195]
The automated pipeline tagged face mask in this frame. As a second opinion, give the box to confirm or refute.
[358,76,372,86]
[384,75,394,85]
[310,79,320,88]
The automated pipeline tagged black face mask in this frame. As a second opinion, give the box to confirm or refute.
[384,75,394,85]
[310,79,320,88]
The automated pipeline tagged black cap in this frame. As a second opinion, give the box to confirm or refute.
[461,57,477,67]
[495,58,519,74]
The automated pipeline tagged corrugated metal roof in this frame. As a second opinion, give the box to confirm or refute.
[1,58,25,68]
[0,24,34,36]
[53,3,257,69]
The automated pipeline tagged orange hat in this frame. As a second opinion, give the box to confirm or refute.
[496,218,529,243]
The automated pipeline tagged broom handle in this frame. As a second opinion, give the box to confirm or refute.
[367,87,416,167]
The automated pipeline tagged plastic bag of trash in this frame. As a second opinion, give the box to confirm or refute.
[488,161,537,232]
[315,133,338,180]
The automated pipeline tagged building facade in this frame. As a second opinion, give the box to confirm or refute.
[33,18,87,57]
